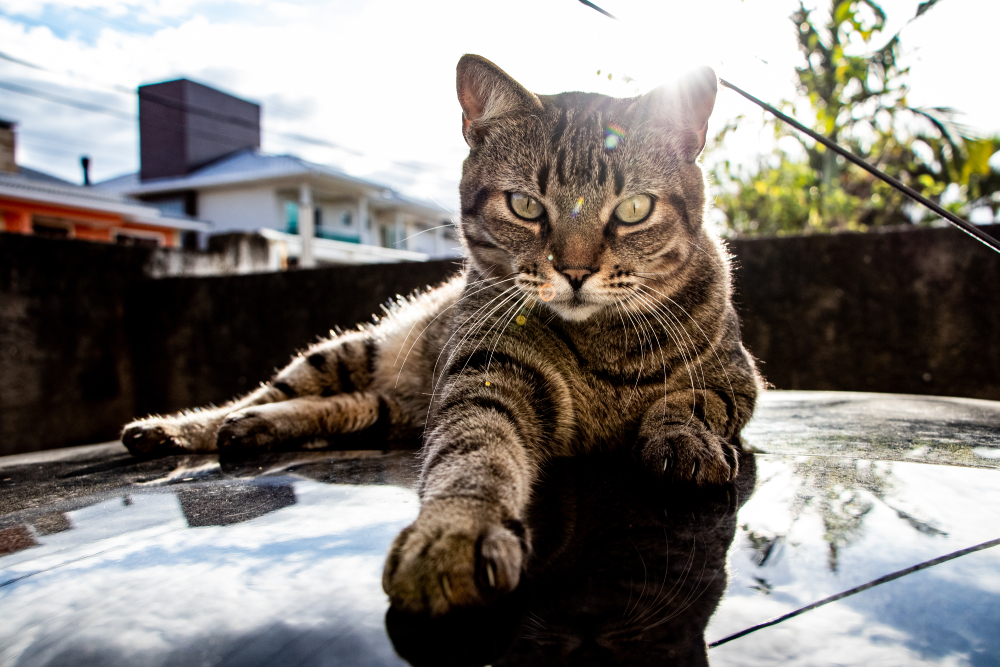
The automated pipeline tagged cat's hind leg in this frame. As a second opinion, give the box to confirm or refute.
[216,392,392,451]
[121,383,290,456]
[122,329,376,457]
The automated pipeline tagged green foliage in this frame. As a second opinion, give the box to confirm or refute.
[711,0,1000,236]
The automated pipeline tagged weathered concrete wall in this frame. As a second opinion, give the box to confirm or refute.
[729,225,1000,400]
[1,225,997,455]
[125,259,457,418]
[0,234,148,457]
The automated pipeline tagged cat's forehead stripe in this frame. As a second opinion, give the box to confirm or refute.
[537,164,550,196]
[551,105,569,146]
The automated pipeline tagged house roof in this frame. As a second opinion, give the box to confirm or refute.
[95,149,451,219]
[17,166,76,186]
[0,170,210,231]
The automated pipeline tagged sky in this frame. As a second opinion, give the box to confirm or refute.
[0,0,996,212]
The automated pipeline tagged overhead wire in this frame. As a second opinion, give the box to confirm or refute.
[709,536,1000,647]
[0,48,460,174]
[577,0,1000,255]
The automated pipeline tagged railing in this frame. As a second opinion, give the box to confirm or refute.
[260,228,430,264]
[285,222,362,244]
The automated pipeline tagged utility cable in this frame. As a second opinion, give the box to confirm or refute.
[718,78,1000,254]
[708,536,1000,648]
[575,0,1000,255]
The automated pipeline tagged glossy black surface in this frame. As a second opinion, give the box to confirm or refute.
[1,391,998,666]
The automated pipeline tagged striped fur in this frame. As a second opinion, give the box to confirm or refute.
[121,54,762,617]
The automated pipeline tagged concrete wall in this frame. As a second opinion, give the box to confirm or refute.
[729,225,1000,399]
[1,224,997,455]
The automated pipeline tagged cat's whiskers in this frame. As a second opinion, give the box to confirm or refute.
[393,264,506,370]
[629,537,727,635]
[422,285,522,433]
[482,292,531,377]
[392,273,518,387]
[640,555,723,634]
[685,238,728,272]
[433,285,526,409]
[622,536,650,620]
[637,283,741,423]
[433,286,521,392]
[623,535,701,629]
[630,283,708,395]
[424,284,520,406]
[627,289,702,422]
[624,291,694,403]
[617,295,649,408]
[394,222,456,247]
[622,294,670,409]
[626,291,689,411]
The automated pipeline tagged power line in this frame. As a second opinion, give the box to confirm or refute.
[720,78,1000,254]
[575,0,1000,255]
[0,79,134,120]
[0,50,367,159]
[0,71,461,181]
[709,536,1000,647]
[0,48,462,175]
[0,77,260,150]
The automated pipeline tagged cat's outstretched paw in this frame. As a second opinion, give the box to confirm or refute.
[216,408,280,451]
[121,419,194,457]
[382,500,527,616]
[639,422,739,485]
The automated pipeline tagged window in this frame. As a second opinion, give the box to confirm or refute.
[114,233,160,247]
[32,223,71,239]
[342,211,352,227]
[285,201,298,234]
[314,207,323,228]
[32,216,73,239]
[379,225,397,249]
[148,197,186,216]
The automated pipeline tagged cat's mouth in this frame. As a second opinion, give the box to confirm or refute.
[545,291,604,322]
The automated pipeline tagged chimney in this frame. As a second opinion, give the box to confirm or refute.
[80,155,91,185]
[0,119,17,174]
[138,79,261,182]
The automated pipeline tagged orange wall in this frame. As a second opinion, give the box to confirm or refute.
[0,197,181,247]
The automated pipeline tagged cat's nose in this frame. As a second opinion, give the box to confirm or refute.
[561,268,592,289]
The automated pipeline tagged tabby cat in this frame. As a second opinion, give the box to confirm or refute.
[121,54,762,616]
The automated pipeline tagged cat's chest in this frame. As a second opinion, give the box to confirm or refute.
[542,323,678,446]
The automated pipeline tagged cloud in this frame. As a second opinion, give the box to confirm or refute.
[1,0,996,206]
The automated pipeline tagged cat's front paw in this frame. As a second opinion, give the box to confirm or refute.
[216,408,280,451]
[639,422,739,485]
[382,500,527,616]
[121,419,192,457]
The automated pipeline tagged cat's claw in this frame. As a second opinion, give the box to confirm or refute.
[641,423,739,485]
[383,500,527,616]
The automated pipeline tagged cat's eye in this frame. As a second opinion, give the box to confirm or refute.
[509,193,545,220]
[614,195,653,224]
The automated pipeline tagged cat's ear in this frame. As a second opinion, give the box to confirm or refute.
[632,66,718,161]
[457,54,542,147]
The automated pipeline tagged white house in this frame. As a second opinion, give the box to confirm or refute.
[93,78,459,267]
[96,148,459,267]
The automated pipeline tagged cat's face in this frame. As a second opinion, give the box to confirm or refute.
[457,55,718,321]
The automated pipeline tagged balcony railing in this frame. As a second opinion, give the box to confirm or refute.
[285,222,361,244]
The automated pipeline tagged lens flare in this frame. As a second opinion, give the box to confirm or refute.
[604,124,625,149]
[516,315,527,326]
[539,283,556,301]
[571,197,584,218]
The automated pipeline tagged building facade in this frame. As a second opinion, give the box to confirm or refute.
[0,119,208,247]
[94,79,458,267]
